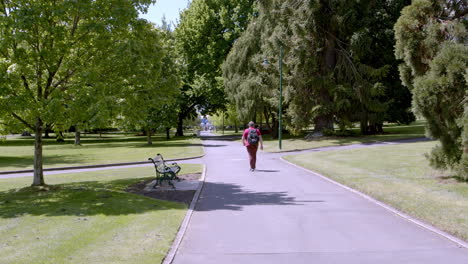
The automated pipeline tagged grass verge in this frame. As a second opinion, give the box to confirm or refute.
[284,141,468,241]
[0,134,203,172]
[0,164,202,264]
[263,121,426,152]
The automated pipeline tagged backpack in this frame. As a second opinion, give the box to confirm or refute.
[247,128,259,145]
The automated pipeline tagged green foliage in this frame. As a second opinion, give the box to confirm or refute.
[0,0,157,184]
[174,0,256,135]
[395,0,467,178]
[223,0,413,136]
[118,20,180,141]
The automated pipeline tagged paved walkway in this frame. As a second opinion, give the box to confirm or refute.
[172,133,468,264]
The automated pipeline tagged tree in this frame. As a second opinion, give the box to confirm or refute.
[222,8,281,137]
[224,0,414,137]
[0,0,156,186]
[119,20,180,144]
[395,0,467,178]
[174,0,256,136]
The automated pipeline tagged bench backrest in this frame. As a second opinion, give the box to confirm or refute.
[149,154,167,173]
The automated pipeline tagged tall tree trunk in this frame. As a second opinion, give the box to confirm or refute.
[234,119,238,133]
[312,87,334,134]
[360,111,368,135]
[146,128,152,145]
[313,114,334,134]
[56,131,65,142]
[377,123,383,133]
[270,117,279,139]
[74,125,81,145]
[309,2,337,137]
[99,129,102,138]
[32,118,45,186]
[166,127,170,140]
[176,114,184,136]
[44,124,51,138]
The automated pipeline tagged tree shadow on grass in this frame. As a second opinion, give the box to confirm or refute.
[0,179,316,218]
[0,178,181,218]
[0,155,90,170]
[0,135,197,147]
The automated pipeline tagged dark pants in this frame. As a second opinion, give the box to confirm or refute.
[246,144,258,169]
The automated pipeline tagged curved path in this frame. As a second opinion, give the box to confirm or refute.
[171,133,467,264]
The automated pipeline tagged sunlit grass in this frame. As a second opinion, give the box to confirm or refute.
[0,134,203,172]
[263,121,426,152]
[0,164,202,264]
[284,141,468,240]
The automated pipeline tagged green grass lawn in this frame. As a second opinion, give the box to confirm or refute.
[284,141,468,240]
[263,121,426,152]
[0,164,202,264]
[0,134,203,172]
[211,130,242,136]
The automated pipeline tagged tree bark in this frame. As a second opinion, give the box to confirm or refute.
[44,124,51,138]
[234,120,238,133]
[176,114,184,136]
[360,111,368,135]
[56,131,65,142]
[32,118,45,186]
[313,114,334,133]
[74,125,81,145]
[166,127,170,140]
[146,128,152,145]
[270,118,279,139]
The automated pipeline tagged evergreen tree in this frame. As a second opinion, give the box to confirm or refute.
[395,0,467,178]
[224,0,414,137]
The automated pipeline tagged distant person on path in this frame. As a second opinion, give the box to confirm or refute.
[241,121,263,171]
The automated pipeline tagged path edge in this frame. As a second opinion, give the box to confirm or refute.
[162,164,207,264]
[280,156,468,249]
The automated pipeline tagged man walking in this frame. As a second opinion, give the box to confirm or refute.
[241,121,263,171]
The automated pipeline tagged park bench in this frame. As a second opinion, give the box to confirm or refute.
[148,154,181,189]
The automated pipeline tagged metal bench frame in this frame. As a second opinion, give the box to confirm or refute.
[148,153,181,189]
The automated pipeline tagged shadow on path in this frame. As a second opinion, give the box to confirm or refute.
[195,182,324,212]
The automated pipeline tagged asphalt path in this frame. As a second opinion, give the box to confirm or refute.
[172,133,468,264]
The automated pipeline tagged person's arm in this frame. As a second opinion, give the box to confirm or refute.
[258,130,264,150]
[241,132,246,146]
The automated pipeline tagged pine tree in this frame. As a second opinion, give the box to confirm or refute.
[224,0,414,137]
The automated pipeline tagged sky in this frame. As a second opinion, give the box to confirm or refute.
[139,0,190,27]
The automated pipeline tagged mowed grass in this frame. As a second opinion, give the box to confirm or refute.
[263,121,426,152]
[0,134,203,172]
[0,164,202,264]
[284,141,468,240]
[211,130,242,136]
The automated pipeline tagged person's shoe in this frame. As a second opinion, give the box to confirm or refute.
[249,168,254,172]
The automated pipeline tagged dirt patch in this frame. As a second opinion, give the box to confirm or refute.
[126,173,202,205]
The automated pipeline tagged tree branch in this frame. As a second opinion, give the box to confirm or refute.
[71,15,80,37]
[44,56,64,99]
[11,112,34,130]
[49,69,76,95]
[21,75,37,101]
